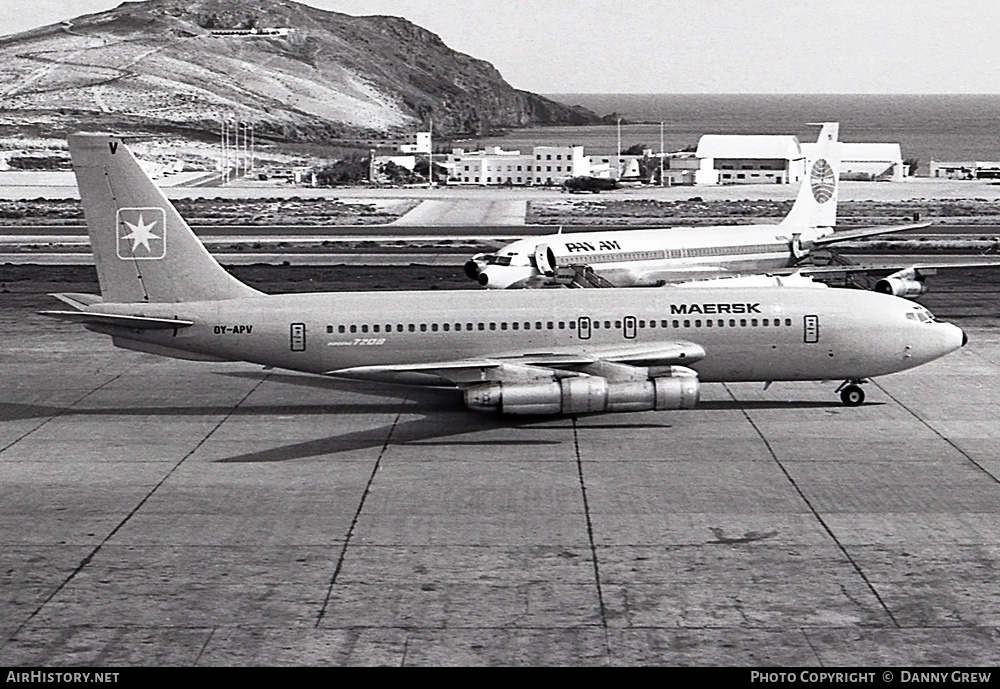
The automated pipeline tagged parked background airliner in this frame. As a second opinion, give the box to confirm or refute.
[41,133,965,415]
[464,122,952,295]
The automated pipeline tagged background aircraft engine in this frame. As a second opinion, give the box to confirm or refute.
[874,269,928,299]
[464,260,482,280]
[463,375,700,415]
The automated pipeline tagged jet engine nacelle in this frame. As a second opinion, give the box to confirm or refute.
[874,269,927,299]
[464,374,700,415]
[464,259,483,281]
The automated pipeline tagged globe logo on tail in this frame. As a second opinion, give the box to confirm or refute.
[810,159,836,203]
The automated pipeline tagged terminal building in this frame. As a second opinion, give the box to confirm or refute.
[446,145,589,186]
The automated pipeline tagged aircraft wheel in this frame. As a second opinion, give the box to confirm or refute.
[840,385,865,407]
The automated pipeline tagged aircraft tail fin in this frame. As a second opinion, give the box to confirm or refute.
[68,132,262,304]
[780,122,840,230]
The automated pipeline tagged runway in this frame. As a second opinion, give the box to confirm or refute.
[2,271,1000,665]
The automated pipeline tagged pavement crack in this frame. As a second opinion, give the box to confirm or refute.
[572,416,612,663]
[801,627,825,666]
[193,627,216,666]
[1,372,271,649]
[316,395,408,627]
[722,383,902,630]
[872,379,1000,485]
[0,374,121,456]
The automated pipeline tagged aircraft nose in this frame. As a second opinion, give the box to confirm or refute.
[478,272,490,287]
[946,323,967,351]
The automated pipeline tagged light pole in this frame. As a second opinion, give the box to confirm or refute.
[616,117,622,180]
[660,121,665,187]
[221,118,231,184]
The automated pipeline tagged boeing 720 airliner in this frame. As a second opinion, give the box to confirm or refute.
[40,133,966,414]
[464,123,964,296]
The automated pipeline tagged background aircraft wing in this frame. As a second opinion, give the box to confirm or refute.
[554,264,733,288]
[811,221,932,247]
[326,341,707,387]
[798,259,1000,279]
[795,259,1000,297]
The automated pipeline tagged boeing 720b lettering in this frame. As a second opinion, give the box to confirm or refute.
[465,123,986,296]
[40,133,966,415]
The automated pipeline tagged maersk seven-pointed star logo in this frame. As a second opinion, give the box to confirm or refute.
[116,207,166,260]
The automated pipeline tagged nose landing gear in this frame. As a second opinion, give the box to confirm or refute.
[836,379,867,406]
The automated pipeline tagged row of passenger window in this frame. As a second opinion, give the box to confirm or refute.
[554,244,788,266]
[327,317,795,334]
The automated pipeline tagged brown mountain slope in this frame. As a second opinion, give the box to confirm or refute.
[0,0,601,143]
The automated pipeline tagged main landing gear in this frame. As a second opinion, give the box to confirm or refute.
[836,380,867,406]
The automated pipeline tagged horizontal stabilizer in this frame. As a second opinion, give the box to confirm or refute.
[49,292,104,309]
[813,221,932,247]
[38,310,194,330]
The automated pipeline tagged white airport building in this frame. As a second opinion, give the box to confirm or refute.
[693,135,908,185]
[446,145,589,186]
[371,129,909,187]
[802,141,905,182]
[398,132,431,154]
[928,160,1000,179]
[695,134,805,185]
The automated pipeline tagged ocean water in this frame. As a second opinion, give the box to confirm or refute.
[462,94,1000,176]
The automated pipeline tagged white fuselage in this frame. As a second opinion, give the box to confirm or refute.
[87,284,963,386]
[469,224,833,288]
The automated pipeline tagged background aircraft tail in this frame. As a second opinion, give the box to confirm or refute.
[779,122,840,230]
[68,132,262,303]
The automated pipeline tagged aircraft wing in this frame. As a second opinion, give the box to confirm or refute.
[798,259,1000,279]
[811,221,932,247]
[326,341,706,387]
[557,264,734,288]
[792,258,1000,297]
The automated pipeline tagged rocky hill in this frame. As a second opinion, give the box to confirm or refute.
[0,0,601,144]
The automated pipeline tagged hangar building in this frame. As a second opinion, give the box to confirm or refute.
[695,135,805,185]
[802,141,905,182]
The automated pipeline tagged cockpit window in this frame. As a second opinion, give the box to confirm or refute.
[483,255,512,266]
[908,308,934,323]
